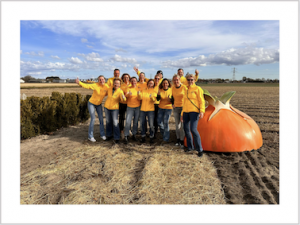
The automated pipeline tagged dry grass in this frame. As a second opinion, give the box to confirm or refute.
[21,142,225,204]
[21,83,78,87]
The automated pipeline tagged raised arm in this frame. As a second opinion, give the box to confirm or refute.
[77,78,96,90]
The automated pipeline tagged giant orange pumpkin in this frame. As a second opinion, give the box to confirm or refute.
[184,90,263,152]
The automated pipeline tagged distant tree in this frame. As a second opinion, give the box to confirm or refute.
[46,76,60,82]
[22,75,35,82]
[242,76,247,81]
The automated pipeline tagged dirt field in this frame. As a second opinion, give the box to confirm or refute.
[20,85,279,204]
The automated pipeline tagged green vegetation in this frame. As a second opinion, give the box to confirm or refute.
[21,92,91,139]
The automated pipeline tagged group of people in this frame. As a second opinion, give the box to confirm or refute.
[76,67,205,157]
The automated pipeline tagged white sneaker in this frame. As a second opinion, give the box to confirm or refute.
[101,136,106,140]
[88,137,96,142]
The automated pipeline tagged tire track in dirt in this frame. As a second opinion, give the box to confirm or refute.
[207,149,279,204]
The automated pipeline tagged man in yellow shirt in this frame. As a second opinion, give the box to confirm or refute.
[178,68,199,86]
[107,69,121,87]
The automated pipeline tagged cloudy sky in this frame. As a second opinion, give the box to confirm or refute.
[20,20,279,80]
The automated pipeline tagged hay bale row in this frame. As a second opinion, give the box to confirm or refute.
[21,92,91,139]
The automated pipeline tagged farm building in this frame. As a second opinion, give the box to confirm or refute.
[20,79,25,83]
[53,79,67,83]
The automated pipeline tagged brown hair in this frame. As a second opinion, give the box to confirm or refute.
[113,77,122,84]
[121,73,131,82]
[147,79,155,88]
[159,78,172,89]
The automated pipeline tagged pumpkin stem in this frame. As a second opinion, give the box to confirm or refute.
[219,91,236,106]
[203,89,216,105]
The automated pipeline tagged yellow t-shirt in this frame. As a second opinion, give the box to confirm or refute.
[172,84,187,107]
[126,86,141,108]
[120,83,131,104]
[104,87,126,110]
[138,88,157,112]
[158,88,173,109]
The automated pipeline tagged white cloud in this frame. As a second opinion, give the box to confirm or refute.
[86,45,93,48]
[51,55,60,59]
[115,48,127,53]
[23,51,44,57]
[162,47,279,68]
[69,57,83,64]
[81,38,88,43]
[121,64,127,68]
[111,54,137,64]
[77,52,103,62]
[27,72,42,75]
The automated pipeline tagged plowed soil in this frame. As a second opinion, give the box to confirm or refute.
[20,85,279,204]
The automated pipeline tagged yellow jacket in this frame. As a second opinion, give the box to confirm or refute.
[79,81,108,105]
[172,84,187,107]
[138,88,157,111]
[180,74,199,86]
[104,87,126,110]
[137,82,147,91]
[126,86,141,108]
[120,83,131,104]
[153,85,160,104]
[158,88,173,109]
[107,77,116,87]
[181,84,205,115]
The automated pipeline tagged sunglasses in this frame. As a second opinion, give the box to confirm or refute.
[187,79,194,81]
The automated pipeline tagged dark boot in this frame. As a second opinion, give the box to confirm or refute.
[198,151,203,157]
[132,135,137,141]
[124,136,128,144]
[150,137,154,144]
[140,136,146,143]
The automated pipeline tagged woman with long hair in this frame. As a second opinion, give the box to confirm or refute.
[119,73,131,138]
[103,78,126,144]
[181,73,205,157]
[124,77,141,143]
[76,75,108,142]
[172,74,186,147]
[138,79,157,144]
[153,74,161,136]
[156,78,173,145]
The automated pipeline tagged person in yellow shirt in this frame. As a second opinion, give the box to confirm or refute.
[119,73,131,138]
[124,77,141,143]
[156,78,173,144]
[137,72,148,91]
[153,74,161,136]
[180,73,205,157]
[107,68,121,87]
[137,79,157,144]
[103,77,126,144]
[76,75,108,142]
[178,68,199,86]
[171,74,187,147]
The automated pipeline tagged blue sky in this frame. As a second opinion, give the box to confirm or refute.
[20,20,279,80]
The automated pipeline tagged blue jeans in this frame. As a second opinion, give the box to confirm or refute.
[87,101,105,139]
[124,106,140,137]
[183,112,203,152]
[157,108,172,141]
[104,108,120,140]
[140,111,155,138]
